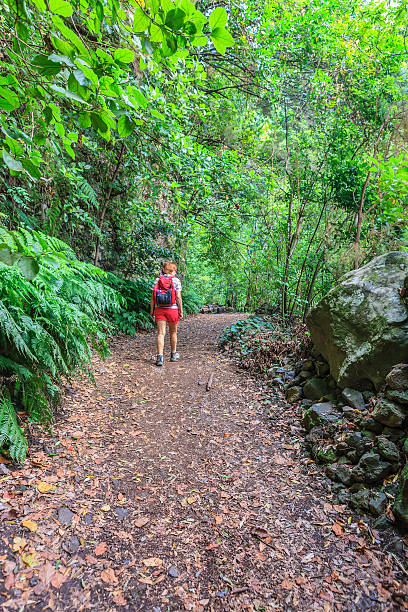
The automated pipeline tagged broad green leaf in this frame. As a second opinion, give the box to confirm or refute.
[31,54,61,76]
[210,27,234,55]
[2,149,23,172]
[30,0,46,11]
[68,73,90,100]
[161,0,174,13]
[127,86,148,108]
[209,7,227,30]
[191,35,207,47]
[22,159,42,180]
[182,21,197,36]
[51,36,75,57]
[179,0,195,17]
[78,112,91,129]
[5,137,23,157]
[49,0,73,16]
[50,84,91,104]
[91,112,108,133]
[114,48,135,63]
[117,115,135,137]
[74,61,98,87]
[150,24,163,42]
[165,8,185,29]
[95,0,104,21]
[63,137,75,158]
[133,7,150,32]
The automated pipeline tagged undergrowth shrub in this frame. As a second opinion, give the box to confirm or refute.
[220,315,311,374]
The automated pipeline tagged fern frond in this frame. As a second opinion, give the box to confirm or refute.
[0,391,28,463]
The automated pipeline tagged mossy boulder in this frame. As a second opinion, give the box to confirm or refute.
[302,402,340,431]
[306,252,408,390]
[394,462,408,529]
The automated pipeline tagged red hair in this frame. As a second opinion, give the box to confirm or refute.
[162,261,177,274]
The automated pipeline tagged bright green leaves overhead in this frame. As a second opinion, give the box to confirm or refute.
[209,6,228,30]
[49,0,73,16]
[114,48,136,63]
[210,28,235,55]
[133,6,151,32]
[0,0,234,176]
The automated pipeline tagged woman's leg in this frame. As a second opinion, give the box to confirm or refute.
[157,320,167,354]
[169,323,178,353]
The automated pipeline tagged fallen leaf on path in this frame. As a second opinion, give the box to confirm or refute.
[22,519,38,532]
[101,568,118,584]
[280,579,293,590]
[142,557,163,568]
[100,504,111,512]
[94,542,107,556]
[39,562,56,586]
[331,523,343,537]
[51,571,68,589]
[134,517,149,528]
[12,537,27,552]
[22,552,38,568]
[215,515,223,525]
[37,481,53,493]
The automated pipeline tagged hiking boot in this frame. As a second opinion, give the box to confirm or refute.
[156,354,164,367]
[170,351,180,362]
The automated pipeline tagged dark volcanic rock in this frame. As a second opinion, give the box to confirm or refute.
[372,398,406,428]
[302,402,339,431]
[341,388,365,410]
[326,463,353,486]
[386,363,408,391]
[303,377,331,401]
[353,453,392,484]
[377,436,400,463]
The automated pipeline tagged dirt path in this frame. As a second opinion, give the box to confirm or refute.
[0,314,406,611]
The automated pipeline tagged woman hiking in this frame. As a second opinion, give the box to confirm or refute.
[150,262,183,367]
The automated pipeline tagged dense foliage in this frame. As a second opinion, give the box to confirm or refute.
[1,0,408,458]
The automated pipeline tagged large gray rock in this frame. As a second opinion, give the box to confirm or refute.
[372,398,406,428]
[376,436,400,463]
[307,252,408,390]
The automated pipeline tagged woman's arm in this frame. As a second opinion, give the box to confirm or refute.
[150,293,155,317]
[176,291,183,318]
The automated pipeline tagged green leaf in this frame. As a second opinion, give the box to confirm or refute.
[150,24,164,42]
[5,137,23,157]
[74,61,98,87]
[51,36,75,57]
[133,6,150,32]
[114,48,135,63]
[22,158,42,180]
[31,54,61,76]
[191,35,207,47]
[50,84,91,104]
[78,112,91,129]
[49,0,73,16]
[91,112,108,133]
[30,0,46,11]
[210,27,234,55]
[117,115,135,137]
[95,0,104,22]
[209,6,227,30]
[182,21,196,36]
[127,86,148,108]
[68,73,90,100]
[165,8,185,29]
[2,149,23,172]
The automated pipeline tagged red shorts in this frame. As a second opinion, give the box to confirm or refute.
[154,308,179,324]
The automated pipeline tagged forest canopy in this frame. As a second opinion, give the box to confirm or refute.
[0,0,407,458]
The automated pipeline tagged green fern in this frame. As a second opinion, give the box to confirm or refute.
[0,391,28,463]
